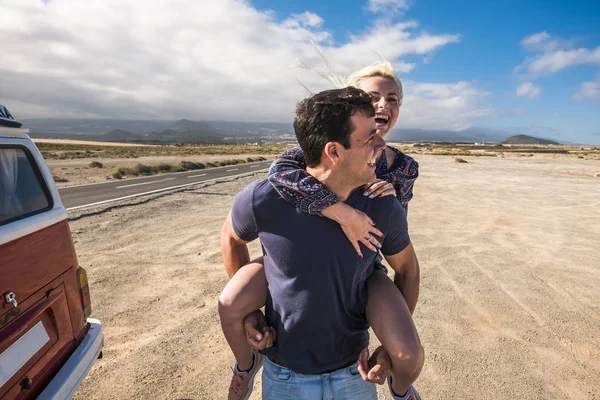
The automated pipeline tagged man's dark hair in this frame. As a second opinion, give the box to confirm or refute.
[294,87,375,167]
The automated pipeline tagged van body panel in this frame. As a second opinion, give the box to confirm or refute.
[0,221,76,308]
[0,130,102,399]
[0,282,76,399]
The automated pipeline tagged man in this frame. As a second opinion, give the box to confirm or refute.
[220,87,423,399]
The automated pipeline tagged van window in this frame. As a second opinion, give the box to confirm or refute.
[0,146,52,226]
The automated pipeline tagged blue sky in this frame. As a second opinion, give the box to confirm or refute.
[1,0,599,144]
[251,0,600,144]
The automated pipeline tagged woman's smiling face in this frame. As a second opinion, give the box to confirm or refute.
[356,76,401,139]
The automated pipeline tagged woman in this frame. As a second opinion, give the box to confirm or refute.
[220,62,423,400]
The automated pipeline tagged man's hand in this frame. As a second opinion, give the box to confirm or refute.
[362,180,396,199]
[243,310,276,350]
[357,346,391,385]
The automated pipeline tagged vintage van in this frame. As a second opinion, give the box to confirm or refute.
[0,126,103,399]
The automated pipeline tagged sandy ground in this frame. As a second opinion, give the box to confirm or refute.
[69,155,600,400]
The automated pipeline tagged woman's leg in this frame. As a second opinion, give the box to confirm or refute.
[218,257,268,370]
[366,269,424,396]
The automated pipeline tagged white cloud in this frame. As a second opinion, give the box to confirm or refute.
[521,31,551,48]
[367,0,410,14]
[528,47,600,75]
[401,81,493,131]
[516,82,541,99]
[520,31,565,53]
[516,31,600,77]
[282,12,324,29]
[573,75,600,101]
[0,0,481,130]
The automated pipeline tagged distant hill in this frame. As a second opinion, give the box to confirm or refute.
[168,119,217,134]
[208,121,294,137]
[22,118,172,134]
[103,129,140,141]
[142,119,223,143]
[503,134,560,145]
[387,127,506,143]
[25,118,227,144]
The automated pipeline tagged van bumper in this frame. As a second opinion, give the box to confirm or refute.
[38,318,103,400]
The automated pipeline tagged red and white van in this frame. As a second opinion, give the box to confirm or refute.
[0,126,103,399]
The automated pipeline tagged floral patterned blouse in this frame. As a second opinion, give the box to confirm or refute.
[268,146,419,216]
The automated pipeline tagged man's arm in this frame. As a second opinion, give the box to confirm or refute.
[221,211,251,278]
[383,241,420,315]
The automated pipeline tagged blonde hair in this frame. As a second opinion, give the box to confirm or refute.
[346,61,403,99]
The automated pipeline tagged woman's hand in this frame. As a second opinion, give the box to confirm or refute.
[357,346,392,385]
[362,180,396,198]
[322,202,384,259]
[243,310,276,350]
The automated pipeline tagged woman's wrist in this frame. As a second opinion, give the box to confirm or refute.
[321,202,353,224]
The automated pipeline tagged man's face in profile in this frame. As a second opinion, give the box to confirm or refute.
[335,112,385,187]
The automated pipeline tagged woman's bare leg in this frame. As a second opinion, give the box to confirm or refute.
[218,257,267,370]
[366,269,424,395]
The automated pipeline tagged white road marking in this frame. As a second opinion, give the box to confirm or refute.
[187,173,207,178]
[226,168,238,172]
[116,178,174,189]
[250,165,259,168]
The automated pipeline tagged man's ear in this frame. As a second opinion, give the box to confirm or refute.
[324,142,341,165]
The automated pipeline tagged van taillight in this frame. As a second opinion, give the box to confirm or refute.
[77,267,92,319]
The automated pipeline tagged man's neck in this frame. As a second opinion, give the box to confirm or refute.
[306,166,354,201]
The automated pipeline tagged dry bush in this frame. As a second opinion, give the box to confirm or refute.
[89,161,103,168]
[53,175,69,182]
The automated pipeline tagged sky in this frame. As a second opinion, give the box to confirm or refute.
[1,0,599,144]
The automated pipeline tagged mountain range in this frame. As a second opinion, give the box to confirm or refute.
[21,118,568,145]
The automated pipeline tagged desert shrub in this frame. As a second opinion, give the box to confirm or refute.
[41,151,58,160]
[246,157,255,162]
[454,158,468,163]
[112,171,124,179]
[578,155,584,159]
[216,159,238,166]
[179,161,206,170]
[432,150,470,156]
[206,162,217,167]
[155,163,174,173]
[89,161,103,168]
[53,175,68,182]
[133,163,153,175]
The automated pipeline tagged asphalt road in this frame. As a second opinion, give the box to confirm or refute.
[58,160,272,210]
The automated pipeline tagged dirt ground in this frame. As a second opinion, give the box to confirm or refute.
[70,155,600,399]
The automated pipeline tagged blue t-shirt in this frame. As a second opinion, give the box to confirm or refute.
[231,179,410,374]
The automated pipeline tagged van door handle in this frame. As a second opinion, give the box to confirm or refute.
[4,292,17,308]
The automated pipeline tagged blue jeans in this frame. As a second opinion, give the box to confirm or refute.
[261,357,377,400]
